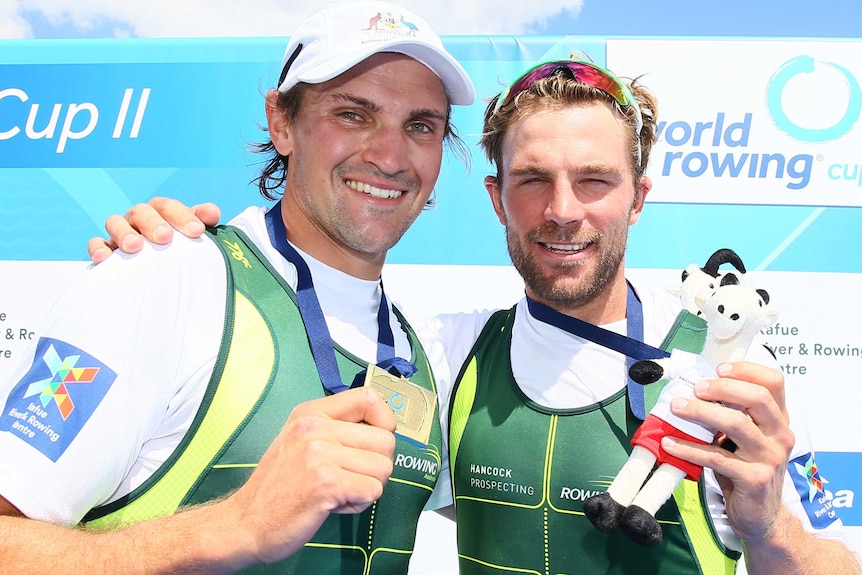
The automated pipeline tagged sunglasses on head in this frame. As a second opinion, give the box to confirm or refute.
[494,59,644,163]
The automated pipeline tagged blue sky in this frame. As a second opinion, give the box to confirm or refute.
[2,0,861,40]
[553,0,862,38]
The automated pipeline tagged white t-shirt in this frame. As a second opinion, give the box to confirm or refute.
[424,281,849,551]
[0,205,452,524]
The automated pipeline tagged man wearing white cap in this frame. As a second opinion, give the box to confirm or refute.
[0,2,474,573]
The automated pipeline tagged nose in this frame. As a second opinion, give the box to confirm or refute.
[362,124,410,176]
[544,181,584,227]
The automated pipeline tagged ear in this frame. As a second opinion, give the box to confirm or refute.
[485,175,507,225]
[265,89,293,157]
[721,272,740,287]
[629,175,652,225]
[681,263,699,283]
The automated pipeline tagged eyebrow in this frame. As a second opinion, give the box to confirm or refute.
[410,109,449,125]
[509,162,624,178]
[508,164,551,179]
[576,163,625,178]
[329,92,381,112]
[328,92,448,124]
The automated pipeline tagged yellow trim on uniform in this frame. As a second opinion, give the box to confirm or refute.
[87,292,275,528]
[449,356,479,481]
[673,479,738,575]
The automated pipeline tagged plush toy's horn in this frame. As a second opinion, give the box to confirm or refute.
[702,248,747,277]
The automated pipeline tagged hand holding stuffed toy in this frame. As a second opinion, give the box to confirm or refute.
[582,252,778,546]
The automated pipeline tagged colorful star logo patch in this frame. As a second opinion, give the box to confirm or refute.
[793,455,825,503]
[24,344,101,420]
[789,453,839,529]
[1,338,117,461]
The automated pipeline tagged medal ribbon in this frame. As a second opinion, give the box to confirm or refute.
[525,282,669,419]
[265,202,416,394]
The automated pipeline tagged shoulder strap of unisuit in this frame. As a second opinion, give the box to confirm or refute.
[84,225,281,527]
[448,308,513,491]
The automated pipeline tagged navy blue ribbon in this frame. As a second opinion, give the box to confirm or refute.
[525,282,669,419]
[264,202,416,394]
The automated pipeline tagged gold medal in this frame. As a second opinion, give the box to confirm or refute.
[364,364,436,447]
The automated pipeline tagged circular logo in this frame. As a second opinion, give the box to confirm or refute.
[389,392,405,411]
[766,55,862,142]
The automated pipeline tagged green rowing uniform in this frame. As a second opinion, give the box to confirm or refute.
[449,305,740,575]
[85,225,443,575]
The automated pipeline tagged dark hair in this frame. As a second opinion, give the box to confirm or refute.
[249,84,306,202]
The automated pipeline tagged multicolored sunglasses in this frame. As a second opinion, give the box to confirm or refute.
[494,59,644,162]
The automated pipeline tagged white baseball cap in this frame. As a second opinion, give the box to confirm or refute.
[277,0,475,106]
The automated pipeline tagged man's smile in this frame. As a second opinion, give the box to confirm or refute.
[345,179,405,199]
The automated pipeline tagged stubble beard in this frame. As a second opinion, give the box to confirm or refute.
[507,223,629,312]
[318,165,424,256]
[328,202,419,255]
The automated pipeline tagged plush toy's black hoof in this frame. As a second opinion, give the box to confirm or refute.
[583,492,625,533]
[620,505,663,546]
[628,360,663,385]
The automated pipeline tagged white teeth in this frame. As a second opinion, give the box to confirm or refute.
[346,179,403,199]
[543,242,588,252]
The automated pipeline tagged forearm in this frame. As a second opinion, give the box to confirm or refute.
[743,506,862,575]
[0,501,254,575]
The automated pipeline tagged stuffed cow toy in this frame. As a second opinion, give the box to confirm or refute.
[583,252,778,546]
